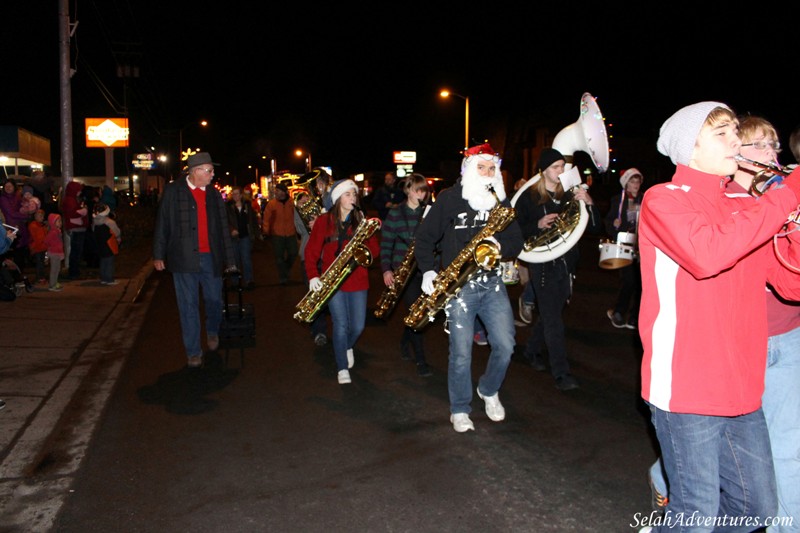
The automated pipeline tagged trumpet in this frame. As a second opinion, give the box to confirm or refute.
[734,155,790,196]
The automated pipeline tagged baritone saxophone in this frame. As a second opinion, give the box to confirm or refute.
[374,240,417,319]
[293,215,381,323]
[403,187,516,331]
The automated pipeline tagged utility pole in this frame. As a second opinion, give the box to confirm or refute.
[58,0,75,192]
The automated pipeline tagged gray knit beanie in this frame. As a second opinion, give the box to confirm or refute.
[657,101,730,166]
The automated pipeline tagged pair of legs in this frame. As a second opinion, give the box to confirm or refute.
[232,236,254,285]
[612,260,641,326]
[172,253,224,359]
[99,256,115,283]
[68,229,86,278]
[327,289,367,371]
[648,404,776,532]
[271,235,298,284]
[401,272,427,365]
[524,266,572,380]
[445,274,514,415]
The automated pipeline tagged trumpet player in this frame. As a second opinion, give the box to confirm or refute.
[304,179,379,385]
[636,103,800,533]
[379,173,432,377]
[413,143,523,433]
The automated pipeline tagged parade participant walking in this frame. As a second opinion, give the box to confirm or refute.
[226,186,260,289]
[637,103,800,532]
[604,167,643,329]
[304,179,379,385]
[515,148,601,391]
[153,152,237,368]
[413,143,523,432]
[262,183,299,286]
[379,173,432,377]
[373,172,406,221]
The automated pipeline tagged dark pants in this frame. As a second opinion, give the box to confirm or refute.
[68,230,86,278]
[524,265,572,379]
[271,235,298,284]
[401,271,426,363]
[613,260,641,323]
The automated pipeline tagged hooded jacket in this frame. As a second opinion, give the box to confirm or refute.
[62,181,88,232]
[44,214,64,257]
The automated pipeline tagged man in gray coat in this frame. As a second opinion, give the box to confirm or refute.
[153,152,237,367]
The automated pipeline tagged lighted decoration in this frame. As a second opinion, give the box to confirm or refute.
[85,118,130,148]
[181,148,199,162]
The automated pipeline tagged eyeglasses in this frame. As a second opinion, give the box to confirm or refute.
[741,140,781,151]
[195,167,215,174]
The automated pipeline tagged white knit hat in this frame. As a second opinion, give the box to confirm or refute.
[657,101,730,166]
[328,179,359,206]
[619,168,643,189]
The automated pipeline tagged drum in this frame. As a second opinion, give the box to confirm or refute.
[598,241,635,269]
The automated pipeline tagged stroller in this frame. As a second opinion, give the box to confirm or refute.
[1,257,33,301]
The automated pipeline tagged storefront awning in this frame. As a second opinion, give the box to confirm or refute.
[0,126,52,171]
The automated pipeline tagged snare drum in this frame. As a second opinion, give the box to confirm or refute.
[616,231,637,246]
[598,241,635,269]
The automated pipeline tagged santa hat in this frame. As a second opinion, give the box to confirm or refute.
[657,101,730,166]
[619,168,643,188]
[461,143,500,170]
[325,179,359,210]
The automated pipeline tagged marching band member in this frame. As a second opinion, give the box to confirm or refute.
[304,179,379,385]
[637,103,800,532]
[413,143,523,433]
[515,148,601,392]
[379,173,433,377]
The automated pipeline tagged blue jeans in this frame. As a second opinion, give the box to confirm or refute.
[99,256,115,283]
[232,236,254,284]
[328,289,367,371]
[445,273,514,414]
[649,404,776,532]
[763,326,800,533]
[172,253,223,358]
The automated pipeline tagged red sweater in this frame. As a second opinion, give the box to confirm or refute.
[638,165,800,416]
[303,212,379,292]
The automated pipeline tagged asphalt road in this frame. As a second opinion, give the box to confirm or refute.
[50,236,658,533]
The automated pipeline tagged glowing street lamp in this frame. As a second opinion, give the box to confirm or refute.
[439,89,469,151]
[295,149,312,173]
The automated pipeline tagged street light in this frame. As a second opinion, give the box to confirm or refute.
[178,119,208,165]
[295,149,312,173]
[439,89,469,151]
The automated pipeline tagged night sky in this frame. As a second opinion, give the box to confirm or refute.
[6,2,797,183]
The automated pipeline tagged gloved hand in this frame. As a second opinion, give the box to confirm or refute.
[421,270,437,295]
[309,277,323,291]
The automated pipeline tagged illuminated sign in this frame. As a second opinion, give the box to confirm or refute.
[85,118,130,148]
[132,153,155,169]
[393,151,416,164]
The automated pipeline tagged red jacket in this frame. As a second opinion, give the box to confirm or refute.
[304,211,379,292]
[639,165,800,416]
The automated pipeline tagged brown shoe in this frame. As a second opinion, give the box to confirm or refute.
[187,354,203,368]
[207,334,219,351]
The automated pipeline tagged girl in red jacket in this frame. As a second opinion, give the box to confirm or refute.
[304,179,379,385]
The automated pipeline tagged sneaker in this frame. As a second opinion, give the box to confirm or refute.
[187,354,203,368]
[555,374,580,391]
[450,413,474,433]
[473,331,488,346]
[606,309,626,329]
[625,319,637,330]
[337,369,351,384]
[639,528,653,533]
[649,470,669,513]
[518,294,533,324]
[207,334,219,351]
[416,362,432,377]
[48,283,63,292]
[477,387,506,421]
[314,333,328,346]
[101,280,119,286]
[346,348,354,369]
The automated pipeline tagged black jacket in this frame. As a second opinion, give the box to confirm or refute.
[153,177,236,274]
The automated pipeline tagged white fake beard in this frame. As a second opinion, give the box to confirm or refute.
[461,160,507,211]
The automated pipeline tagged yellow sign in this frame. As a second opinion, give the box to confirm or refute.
[85,118,130,148]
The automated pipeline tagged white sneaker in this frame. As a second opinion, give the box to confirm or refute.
[337,369,351,384]
[346,348,354,369]
[638,528,653,533]
[518,293,533,324]
[477,388,505,421]
[450,413,474,433]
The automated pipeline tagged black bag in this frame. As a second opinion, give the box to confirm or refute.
[219,271,256,340]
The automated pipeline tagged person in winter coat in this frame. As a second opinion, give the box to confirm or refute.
[92,202,121,285]
[61,180,89,279]
[43,213,65,292]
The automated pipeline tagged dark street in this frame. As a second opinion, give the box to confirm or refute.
[51,236,657,532]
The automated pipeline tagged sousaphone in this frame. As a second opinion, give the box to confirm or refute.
[511,92,609,263]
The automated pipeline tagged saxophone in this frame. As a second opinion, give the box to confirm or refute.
[404,188,516,331]
[293,214,381,323]
[374,240,417,320]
